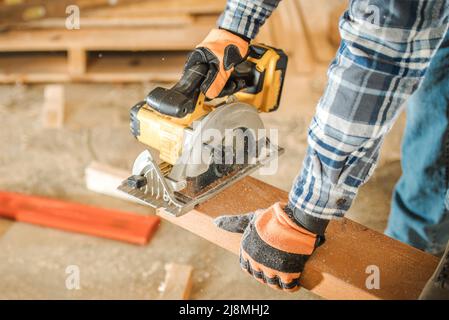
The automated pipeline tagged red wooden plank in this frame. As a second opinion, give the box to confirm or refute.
[0,191,160,245]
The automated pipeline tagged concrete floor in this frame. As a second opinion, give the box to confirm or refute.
[0,72,404,299]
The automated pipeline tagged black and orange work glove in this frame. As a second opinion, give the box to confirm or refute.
[214,202,325,292]
[184,28,249,99]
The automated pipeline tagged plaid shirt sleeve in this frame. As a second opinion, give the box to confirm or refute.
[217,0,281,39]
[287,0,449,229]
[221,0,449,230]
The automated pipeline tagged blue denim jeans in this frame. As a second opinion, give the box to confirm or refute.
[386,31,449,255]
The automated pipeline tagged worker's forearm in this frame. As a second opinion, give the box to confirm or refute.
[288,0,449,229]
[217,0,281,39]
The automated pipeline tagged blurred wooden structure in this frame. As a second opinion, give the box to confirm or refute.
[0,0,145,24]
[0,0,347,83]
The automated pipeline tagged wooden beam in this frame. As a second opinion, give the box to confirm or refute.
[42,84,64,128]
[85,161,142,203]
[85,162,439,299]
[84,51,184,82]
[0,26,211,52]
[16,15,194,29]
[68,47,87,76]
[83,0,225,17]
[0,0,146,24]
[160,263,194,300]
[0,51,184,84]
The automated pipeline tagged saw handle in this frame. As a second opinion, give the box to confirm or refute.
[145,61,258,118]
[145,63,208,118]
[218,60,258,97]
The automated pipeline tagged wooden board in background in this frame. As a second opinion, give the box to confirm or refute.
[0,26,211,52]
[160,263,194,300]
[12,15,195,30]
[42,84,64,128]
[0,0,146,24]
[83,0,225,17]
[0,51,186,83]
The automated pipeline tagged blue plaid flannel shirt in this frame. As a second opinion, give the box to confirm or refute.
[218,0,449,224]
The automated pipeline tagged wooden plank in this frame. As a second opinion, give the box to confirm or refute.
[85,51,184,82]
[84,0,225,18]
[160,263,194,300]
[0,51,185,83]
[17,15,194,29]
[42,84,64,128]
[68,47,86,76]
[0,0,146,24]
[2,0,217,29]
[0,190,160,245]
[0,26,212,52]
[85,161,142,203]
[161,179,438,300]
[84,162,439,300]
[0,53,71,83]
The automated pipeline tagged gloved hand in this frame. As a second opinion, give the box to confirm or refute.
[184,28,249,99]
[214,202,324,292]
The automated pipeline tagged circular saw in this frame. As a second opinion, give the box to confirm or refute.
[118,44,288,216]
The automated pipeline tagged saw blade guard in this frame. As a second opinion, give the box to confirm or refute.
[169,102,266,182]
